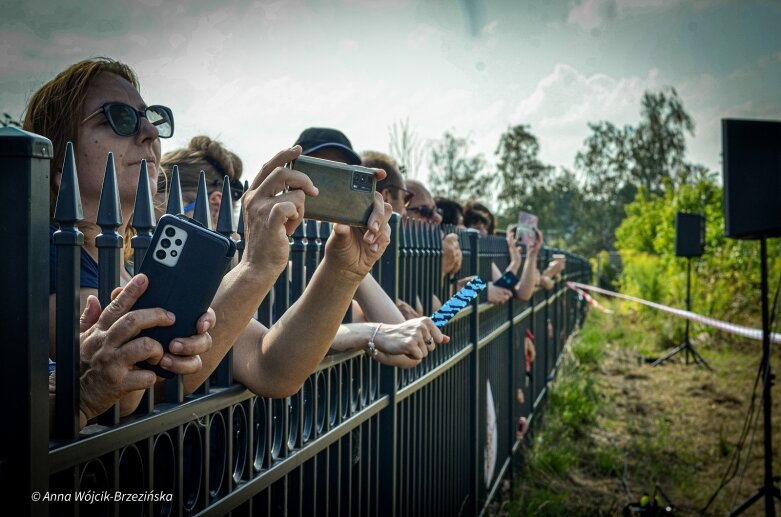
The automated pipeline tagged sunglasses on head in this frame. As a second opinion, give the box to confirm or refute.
[82,102,174,138]
[407,206,443,218]
[384,184,415,207]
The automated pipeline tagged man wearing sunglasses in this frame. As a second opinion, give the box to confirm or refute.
[405,179,462,280]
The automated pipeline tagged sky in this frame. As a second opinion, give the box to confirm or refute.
[2,0,780,186]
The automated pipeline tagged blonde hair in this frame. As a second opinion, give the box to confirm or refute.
[159,135,242,204]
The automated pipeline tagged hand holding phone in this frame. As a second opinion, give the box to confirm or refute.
[517,211,539,247]
[430,277,487,328]
[131,214,236,378]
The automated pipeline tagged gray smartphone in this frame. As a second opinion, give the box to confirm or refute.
[292,155,376,227]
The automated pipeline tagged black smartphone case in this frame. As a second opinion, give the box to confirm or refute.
[133,214,236,378]
[292,155,376,227]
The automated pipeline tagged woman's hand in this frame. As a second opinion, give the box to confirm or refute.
[441,233,462,278]
[506,230,522,274]
[241,146,319,273]
[77,274,215,425]
[373,317,449,366]
[323,168,392,283]
[487,282,513,305]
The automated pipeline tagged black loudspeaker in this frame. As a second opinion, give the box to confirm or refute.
[675,212,705,257]
[722,118,781,240]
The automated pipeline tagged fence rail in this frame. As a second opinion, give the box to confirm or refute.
[0,127,591,516]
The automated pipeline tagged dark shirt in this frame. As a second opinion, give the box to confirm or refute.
[49,224,99,294]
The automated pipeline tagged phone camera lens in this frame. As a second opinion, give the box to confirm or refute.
[156,249,166,260]
[171,250,178,257]
[165,227,176,237]
[175,239,182,246]
[161,238,171,249]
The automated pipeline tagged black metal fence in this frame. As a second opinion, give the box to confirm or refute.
[1,127,591,516]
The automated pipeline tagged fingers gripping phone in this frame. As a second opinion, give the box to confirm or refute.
[292,155,377,227]
[132,214,236,378]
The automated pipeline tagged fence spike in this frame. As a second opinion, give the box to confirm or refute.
[216,174,235,235]
[193,170,211,230]
[96,152,122,228]
[132,160,155,232]
[53,141,83,224]
[166,164,184,215]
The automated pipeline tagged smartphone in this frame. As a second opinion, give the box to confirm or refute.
[132,214,236,378]
[430,277,487,328]
[292,155,376,227]
[517,211,538,247]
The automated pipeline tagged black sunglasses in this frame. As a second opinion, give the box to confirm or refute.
[82,102,174,138]
[407,206,443,218]
[384,184,415,207]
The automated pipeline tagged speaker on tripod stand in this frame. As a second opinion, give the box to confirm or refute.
[651,212,712,370]
[722,118,781,516]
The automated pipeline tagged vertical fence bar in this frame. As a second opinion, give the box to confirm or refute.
[93,156,125,426]
[51,142,84,442]
[0,128,52,516]
[192,171,211,230]
[467,229,480,516]
[130,161,166,411]
[377,214,399,517]
[214,176,236,387]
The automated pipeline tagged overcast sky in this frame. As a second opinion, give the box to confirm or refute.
[2,0,780,185]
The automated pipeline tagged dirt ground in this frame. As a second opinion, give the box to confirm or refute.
[503,306,781,516]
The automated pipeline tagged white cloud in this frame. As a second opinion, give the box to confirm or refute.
[406,24,444,48]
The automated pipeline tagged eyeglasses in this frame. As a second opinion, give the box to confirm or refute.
[384,185,415,207]
[81,102,174,138]
[407,206,444,219]
[182,179,245,213]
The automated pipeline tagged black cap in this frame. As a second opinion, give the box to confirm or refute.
[294,127,361,165]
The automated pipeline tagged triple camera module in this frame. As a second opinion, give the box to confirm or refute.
[153,225,188,267]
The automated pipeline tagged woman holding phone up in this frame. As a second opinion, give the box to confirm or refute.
[28,57,392,427]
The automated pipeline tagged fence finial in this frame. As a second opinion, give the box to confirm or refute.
[132,160,155,232]
[96,152,122,227]
[216,174,235,236]
[166,164,184,215]
[53,142,84,223]
[193,170,211,230]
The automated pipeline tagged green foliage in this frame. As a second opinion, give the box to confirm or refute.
[494,124,553,211]
[427,131,489,202]
[615,176,781,334]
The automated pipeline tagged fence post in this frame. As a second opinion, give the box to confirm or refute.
[377,213,399,517]
[0,127,52,515]
[467,229,480,516]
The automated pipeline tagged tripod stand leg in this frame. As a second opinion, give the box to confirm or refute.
[651,342,687,367]
[688,343,713,372]
[729,487,765,516]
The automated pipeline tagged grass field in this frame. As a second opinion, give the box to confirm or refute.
[501,299,781,516]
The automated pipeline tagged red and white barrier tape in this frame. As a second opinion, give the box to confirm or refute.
[567,281,781,344]
[570,286,614,314]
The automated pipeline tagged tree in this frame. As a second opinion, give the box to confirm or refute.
[574,88,696,252]
[494,124,553,211]
[428,131,489,202]
[388,118,425,178]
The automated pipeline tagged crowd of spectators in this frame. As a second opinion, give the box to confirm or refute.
[26,56,566,432]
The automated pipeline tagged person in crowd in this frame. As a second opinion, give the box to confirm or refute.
[495,224,544,301]
[463,208,491,236]
[405,179,462,278]
[463,200,496,236]
[435,197,464,228]
[293,128,449,367]
[361,150,412,218]
[29,57,393,428]
[157,135,243,229]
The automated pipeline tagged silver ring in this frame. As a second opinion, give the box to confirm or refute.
[424,338,433,345]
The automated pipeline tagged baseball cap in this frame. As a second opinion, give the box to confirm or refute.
[294,127,361,165]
